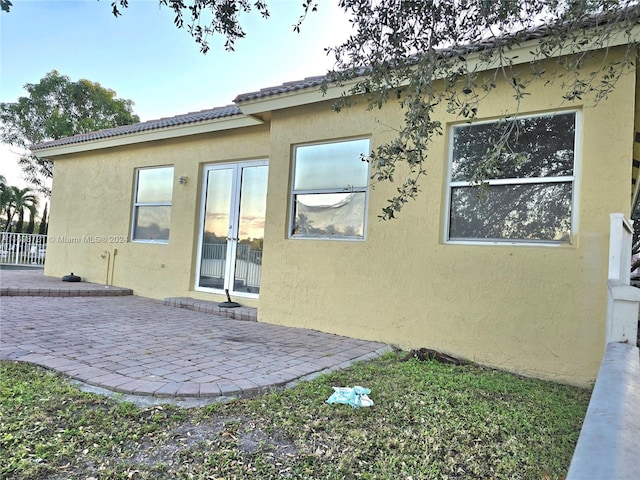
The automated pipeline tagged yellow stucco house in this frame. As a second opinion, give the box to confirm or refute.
[33,33,640,386]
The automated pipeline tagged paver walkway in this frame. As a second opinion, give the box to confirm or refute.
[0,269,391,404]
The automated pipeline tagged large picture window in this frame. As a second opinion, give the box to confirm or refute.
[132,166,174,242]
[290,138,370,239]
[447,111,578,243]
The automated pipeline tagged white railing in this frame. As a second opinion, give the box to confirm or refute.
[0,232,47,266]
[200,243,227,278]
[235,247,262,288]
[566,213,640,480]
[605,213,640,345]
[200,243,262,289]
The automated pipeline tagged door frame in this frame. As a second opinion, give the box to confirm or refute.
[194,159,269,299]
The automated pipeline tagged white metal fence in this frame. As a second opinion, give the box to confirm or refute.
[0,232,47,266]
[200,243,262,289]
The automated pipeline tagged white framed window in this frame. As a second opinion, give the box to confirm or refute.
[290,138,371,240]
[446,111,579,244]
[131,166,174,243]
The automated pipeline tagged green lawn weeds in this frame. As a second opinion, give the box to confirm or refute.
[0,353,590,479]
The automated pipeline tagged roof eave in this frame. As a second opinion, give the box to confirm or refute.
[33,114,264,157]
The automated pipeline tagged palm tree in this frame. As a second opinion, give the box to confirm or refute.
[0,176,14,231]
[15,202,38,233]
[4,186,38,232]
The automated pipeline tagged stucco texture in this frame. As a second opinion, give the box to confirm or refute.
[46,125,270,307]
[258,58,636,386]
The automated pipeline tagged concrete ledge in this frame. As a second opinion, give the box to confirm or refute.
[566,342,640,480]
[164,296,257,321]
[0,286,133,297]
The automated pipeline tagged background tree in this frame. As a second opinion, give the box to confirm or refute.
[38,203,48,236]
[0,70,140,195]
[0,175,10,230]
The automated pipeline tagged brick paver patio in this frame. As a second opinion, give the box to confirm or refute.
[0,269,391,403]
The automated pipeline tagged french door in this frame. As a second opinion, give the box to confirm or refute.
[196,161,268,297]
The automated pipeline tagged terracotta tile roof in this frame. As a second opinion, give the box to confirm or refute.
[31,105,242,150]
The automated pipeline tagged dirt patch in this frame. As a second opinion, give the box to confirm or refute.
[128,416,298,468]
[239,428,298,457]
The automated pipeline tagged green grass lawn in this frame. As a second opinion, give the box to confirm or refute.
[0,354,590,479]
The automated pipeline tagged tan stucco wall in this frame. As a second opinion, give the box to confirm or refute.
[258,56,636,386]
[45,51,636,386]
[46,125,270,307]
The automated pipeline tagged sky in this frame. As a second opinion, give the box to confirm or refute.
[0,0,353,200]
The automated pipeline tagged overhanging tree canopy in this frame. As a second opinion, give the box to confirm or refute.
[108,0,639,218]
[326,1,639,218]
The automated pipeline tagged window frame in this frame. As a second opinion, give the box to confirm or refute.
[289,137,371,241]
[444,110,581,246]
[131,165,174,244]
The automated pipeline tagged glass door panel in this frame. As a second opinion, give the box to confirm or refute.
[198,168,233,290]
[197,161,268,297]
[233,165,268,294]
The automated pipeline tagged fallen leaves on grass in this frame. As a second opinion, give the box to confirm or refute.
[1,355,589,479]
